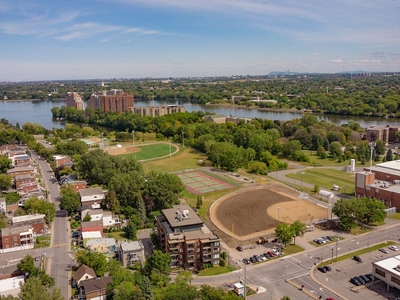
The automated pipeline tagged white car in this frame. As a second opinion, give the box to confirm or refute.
[379,248,389,254]
[259,255,267,261]
[389,245,398,251]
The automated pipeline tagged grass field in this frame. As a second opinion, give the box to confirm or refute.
[142,148,208,173]
[302,150,377,168]
[286,168,356,193]
[119,143,172,160]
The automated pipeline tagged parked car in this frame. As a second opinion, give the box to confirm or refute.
[71,231,80,238]
[389,245,398,251]
[236,246,244,252]
[350,277,362,286]
[271,248,281,256]
[242,258,250,264]
[254,255,262,262]
[355,276,365,285]
[318,267,327,273]
[379,248,389,254]
[325,236,332,241]
[365,273,374,281]
[259,254,267,261]
[359,275,370,283]
[249,256,256,263]
[263,252,271,259]
[272,238,279,243]
[353,255,362,262]
[323,265,332,272]
[267,251,276,257]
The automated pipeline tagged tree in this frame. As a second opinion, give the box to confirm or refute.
[75,250,107,276]
[140,275,154,300]
[0,155,11,173]
[104,190,120,214]
[196,196,203,209]
[144,250,171,287]
[124,218,138,240]
[18,277,52,300]
[275,223,294,246]
[0,174,12,190]
[355,197,387,225]
[281,296,291,300]
[386,149,393,161]
[332,198,357,230]
[17,255,36,276]
[329,141,343,158]
[374,140,386,156]
[23,197,56,223]
[59,185,80,216]
[290,220,307,245]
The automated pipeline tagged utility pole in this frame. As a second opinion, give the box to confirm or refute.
[169,141,171,158]
[369,142,376,173]
[335,234,338,262]
[244,264,247,300]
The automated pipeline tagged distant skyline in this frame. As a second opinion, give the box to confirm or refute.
[0,0,399,81]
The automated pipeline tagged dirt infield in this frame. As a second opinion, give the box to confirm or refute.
[107,146,141,155]
[210,184,327,243]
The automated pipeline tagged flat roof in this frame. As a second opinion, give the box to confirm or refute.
[79,187,104,197]
[120,241,143,252]
[373,255,400,277]
[86,238,115,247]
[376,160,400,172]
[82,231,102,239]
[162,204,204,228]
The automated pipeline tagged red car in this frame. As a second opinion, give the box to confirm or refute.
[326,298,335,300]
[267,251,276,257]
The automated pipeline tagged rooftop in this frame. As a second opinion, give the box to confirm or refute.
[162,204,204,228]
[373,255,400,276]
[82,231,103,239]
[74,264,96,282]
[86,238,115,248]
[120,241,143,252]
[79,187,104,197]
[81,276,113,294]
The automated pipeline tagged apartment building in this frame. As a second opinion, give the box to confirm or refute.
[131,105,186,117]
[87,89,134,113]
[79,187,105,209]
[366,125,400,144]
[66,92,84,110]
[0,225,35,251]
[156,204,220,270]
[118,241,145,268]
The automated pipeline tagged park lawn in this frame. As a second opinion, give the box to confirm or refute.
[142,148,208,173]
[285,168,356,193]
[282,244,304,255]
[301,150,376,168]
[119,143,171,160]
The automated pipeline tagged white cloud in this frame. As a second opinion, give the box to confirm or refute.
[331,60,343,63]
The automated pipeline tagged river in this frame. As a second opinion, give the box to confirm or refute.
[0,99,399,130]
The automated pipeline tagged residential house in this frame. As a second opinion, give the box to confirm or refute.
[53,155,73,168]
[0,265,24,297]
[14,175,36,189]
[0,225,35,251]
[81,209,120,228]
[79,276,113,300]
[79,188,105,209]
[68,181,87,193]
[0,144,17,156]
[102,211,120,227]
[81,220,103,234]
[73,264,96,288]
[6,166,37,178]
[11,214,47,235]
[86,238,115,256]
[13,155,30,167]
[156,204,220,269]
[118,241,145,268]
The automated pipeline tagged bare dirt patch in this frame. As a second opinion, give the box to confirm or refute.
[209,183,327,247]
[107,146,141,156]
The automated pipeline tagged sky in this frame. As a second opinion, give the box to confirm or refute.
[0,0,399,81]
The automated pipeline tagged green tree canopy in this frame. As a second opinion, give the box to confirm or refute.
[275,223,294,246]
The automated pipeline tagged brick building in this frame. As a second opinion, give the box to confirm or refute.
[366,125,400,144]
[66,92,84,110]
[53,155,73,168]
[67,181,87,193]
[87,89,134,113]
[156,204,220,270]
[7,166,37,178]
[14,175,36,189]
[131,105,186,117]
[355,160,400,211]
[0,225,34,250]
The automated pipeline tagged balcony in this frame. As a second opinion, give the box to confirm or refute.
[203,255,212,261]
[202,244,211,249]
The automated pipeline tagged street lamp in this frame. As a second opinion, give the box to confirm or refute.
[285,265,288,280]
[182,132,185,148]
[369,142,376,173]
[276,207,280,222]
[169,141,171,158]
[331,247,334,263]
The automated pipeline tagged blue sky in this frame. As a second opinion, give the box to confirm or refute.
[0,0,399,81]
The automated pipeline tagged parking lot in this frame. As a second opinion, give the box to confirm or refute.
[232,240,285,266]
[314,247,400,300]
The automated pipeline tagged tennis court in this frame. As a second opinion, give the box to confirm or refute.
[178,171,235,195]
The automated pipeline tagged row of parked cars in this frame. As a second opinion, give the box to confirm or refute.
[313,236,337,245]
[242,249,282,264]
[350,273,374,286]
[317,265,332,273]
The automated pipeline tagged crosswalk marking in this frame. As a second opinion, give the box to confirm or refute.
[51,243,69,248]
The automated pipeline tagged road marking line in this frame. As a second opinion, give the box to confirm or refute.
[288,272,309,279]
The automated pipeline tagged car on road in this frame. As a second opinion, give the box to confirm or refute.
[389,245,398,251]
[318,267,327,273]
[242,258,250,264]
[379,248,389,254]
[353,255,362,262]
[236,246,244,252]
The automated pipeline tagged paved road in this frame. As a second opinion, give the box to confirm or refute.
[193,222,400,300]
[32,153,70,299]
